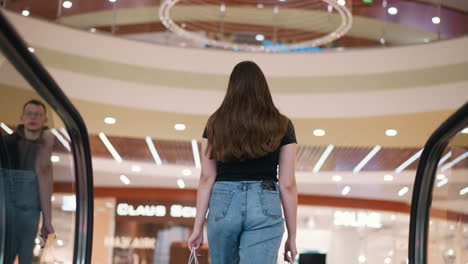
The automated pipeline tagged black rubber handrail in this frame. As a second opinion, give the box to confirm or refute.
[409,102,468,264]
[0,9,94,264]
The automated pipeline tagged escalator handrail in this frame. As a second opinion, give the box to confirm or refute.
[409,102,468,264]
[0,9,94,264]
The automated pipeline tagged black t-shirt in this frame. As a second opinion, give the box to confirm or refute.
[202,120,297,182]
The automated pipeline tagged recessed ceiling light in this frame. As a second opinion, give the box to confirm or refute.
[436,174,446,180]
[56,239,64,246]
[279,0,286,2]
[337,0,346,6]
[51,155,60,163]
[21,10,30,16]
[459,186,468,195]
[390,214,396,221]
[28,47,35,53]
[89,28,97,33]
[182,169,192,176]
[108,0,117,2]
[341,186,351,195]
[104,117,116,125]
[313,129,326,136]
[220,4,226,12]
[384,257,391,264]
[255,34,265,41]
[174,123,186,131]
[398,186,409,196]
[432,16,441,24]
[387,7,398,15]
[380,37,386,45]
[436,178,448,188]
[461,127,468,134]
[120,174,130,185]
[332,175,342,182]
[384,174,394,181]
[447,249,454,256]
[131,165,142,172]
[177,178,186,189]
[62,0,73,8]
[385,129,398,136]
[257,3,264,8]
[358,255,366,263]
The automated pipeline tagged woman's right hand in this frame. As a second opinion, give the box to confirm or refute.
[187,228,204,252]
[284,237,297,263]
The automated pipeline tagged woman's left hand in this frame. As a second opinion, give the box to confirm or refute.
[187,228,204,252]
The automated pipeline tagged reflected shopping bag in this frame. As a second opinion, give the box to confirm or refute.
[188,248,199,264]
[40,234,60,264]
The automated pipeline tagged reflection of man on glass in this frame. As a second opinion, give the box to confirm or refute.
[3,99,54,264]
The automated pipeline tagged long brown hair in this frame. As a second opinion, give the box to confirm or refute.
[205,61,289,162]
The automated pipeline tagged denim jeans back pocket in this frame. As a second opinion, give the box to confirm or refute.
[209,190,234,222]
[258,190,282,219]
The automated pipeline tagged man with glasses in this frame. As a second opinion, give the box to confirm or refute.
[3,99,55,264]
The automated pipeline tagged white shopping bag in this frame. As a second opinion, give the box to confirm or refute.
[40,234,60,264]
[188,248,199,264]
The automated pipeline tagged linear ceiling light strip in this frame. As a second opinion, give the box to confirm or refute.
[99,132,123,163]
[146,136,162,166]
[313,144,334,173]
[353,145,381,173]
[51,128,71,151]
[394,148,424,174]
[440,152,468,172]
[191,139,201,169]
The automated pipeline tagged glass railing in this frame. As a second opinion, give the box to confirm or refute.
[2,0,468,52]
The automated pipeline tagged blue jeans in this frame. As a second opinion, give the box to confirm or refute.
[1,169,41,264]
[207,181,285,264]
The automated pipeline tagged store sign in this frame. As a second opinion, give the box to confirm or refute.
[105,236,156,249]
[117,203,196,218]
[333,211,382,229]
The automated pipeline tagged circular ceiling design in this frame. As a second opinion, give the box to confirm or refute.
[159,0,353,52]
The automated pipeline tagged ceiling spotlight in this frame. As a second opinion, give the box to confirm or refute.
[177,178,186,189]
[21,10,30,16]
[358,255,366,263]
[380,37,386,45]
[131,165,142,172]
[337,0,346,6]
[220,3,226,12]
[341,186,351,195]
[51,155,60,163]
[108,0,117,2]
[384,257,391,264]
[436,174,446,180]
[104,117,116,125]
[279,0,286,2]
[174,123,186,131]
[461,127,468,134]
[89,28,97,33]
[313,129,326,136]
[257,3,264,8]
[62,0,73,8]
[28,47,35,53]
[120,175,131,185]
[398,186,409,196]
[255,34,265,41]
[182,169,192,176]
[432,16,441,24]
[384,174,394,181]
[385,129,398,136]
[56,239,64,246]
[387,7,398,15]
[332,175,342,182]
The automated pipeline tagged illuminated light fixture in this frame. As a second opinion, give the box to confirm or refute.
[0,122,13,134]
[449,224,455,230]
[104,117,116,125]
[56,239,64,246]
[279,0,286,2]
[380,37,386,45]
[28,47,35,53]
[384,174,394,181]
[384,257,391,264]
[461,127,468,134]
[388,250,394,256]
[438,152,452,166]
[341,186,351,195]
[382,0,387,8]
[337,0,346,6]
[51,195,56,202]
[459,186,468,195]
[131,165,142,172]
[255,34,265,41]
[108,0,117,2]
[327,5,333,12]
[436,178,448,188]
[60,127,71,142]
[395,148,423,173]
[120,174,130,185]
[353,145,381,173]
[387,7,398,15]
[51,155,60,163]
[273,6,279,14]
[313,144,334,173]
[62,0,72,8]
[21,10,30,16]
[440,152,468,172]
[332,175,342,182]
[99,132,123,163]
[220,3,226,12]
[398,186,409,196]
[177,178,186,189]
[447,249,454,256]
[89,28,97,33]
[257,3,264,8]
[390,214,396,221]
[424,38,431,43]
[182,169,192,176]
[436,174,446,180]
[385,129,398,136]
[432,16,441,24]
[191,139,201,169]
[313,129,326,136]
[358,255,366,263]
[362,0,372,3]
[51,128,71,151]
[174,123,186,131]
[145,136,162,165]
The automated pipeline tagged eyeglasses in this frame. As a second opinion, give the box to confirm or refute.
[24,112,44,118]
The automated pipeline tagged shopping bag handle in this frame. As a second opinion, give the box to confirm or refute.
[188,248,199,264]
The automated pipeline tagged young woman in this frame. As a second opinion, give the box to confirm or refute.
[188,61,298,264]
